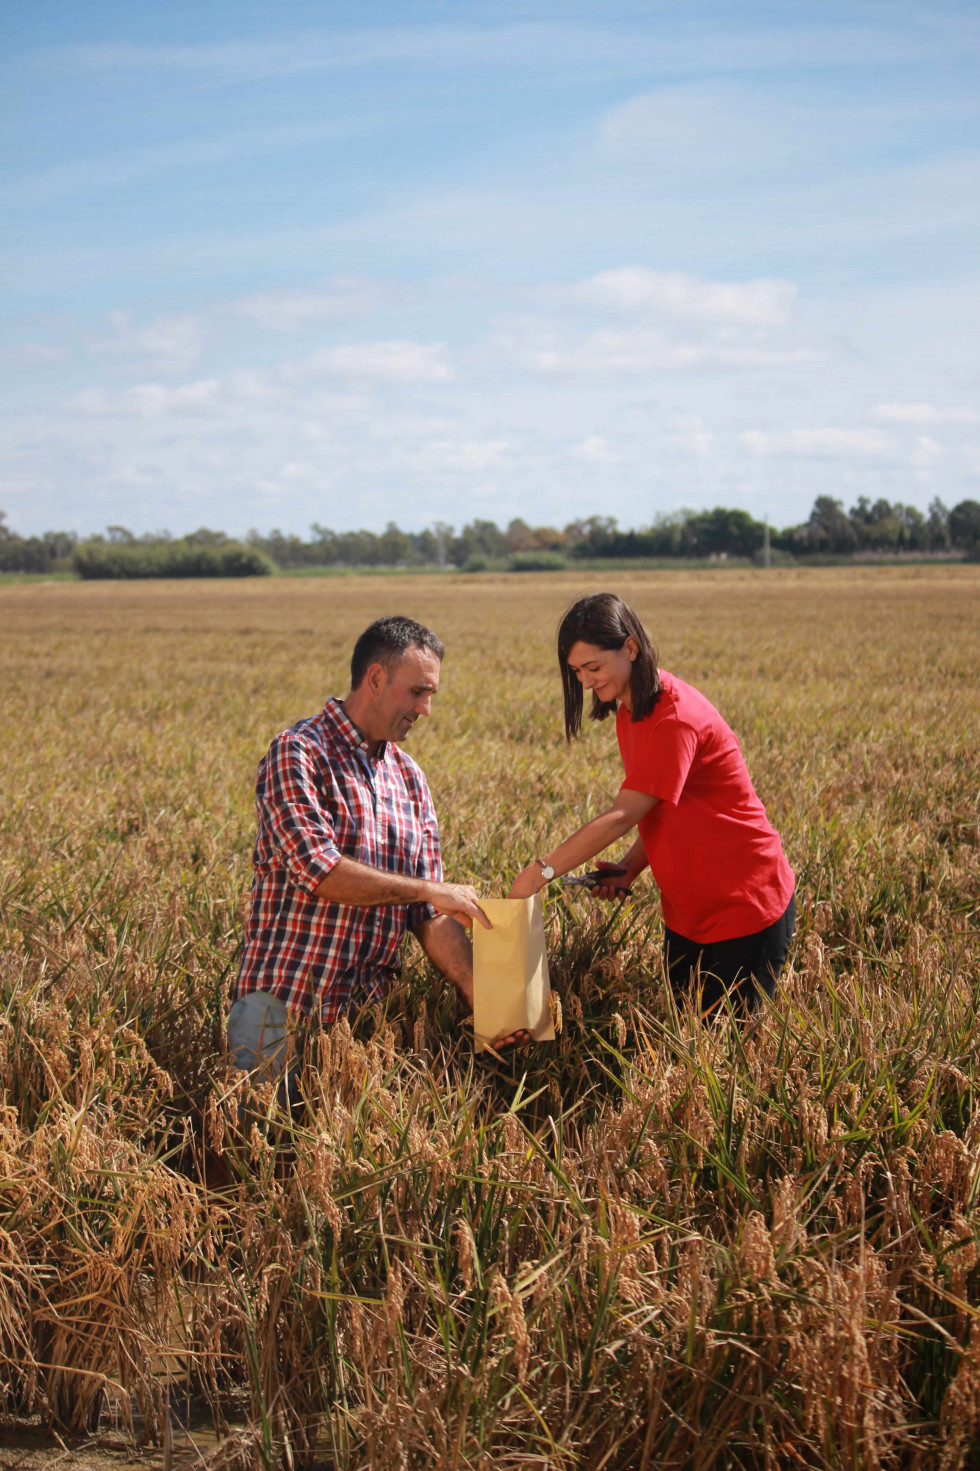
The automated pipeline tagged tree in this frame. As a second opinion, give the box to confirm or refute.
[505,518,537,553]
[309,523,339,564]
[926,498,950,550]
[450,520,507,566]
[949,500,980,553]
[563,516,618,556]
[807,496,857,553]
[185,527,230,547]
[378,522,413,566]
[678,507,765,558]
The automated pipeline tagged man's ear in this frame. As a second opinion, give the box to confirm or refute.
[365,660,389,697]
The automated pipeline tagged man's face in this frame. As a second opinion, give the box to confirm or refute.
[371,645,442,744]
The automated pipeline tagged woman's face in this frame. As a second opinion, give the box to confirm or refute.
[566,638,637,706]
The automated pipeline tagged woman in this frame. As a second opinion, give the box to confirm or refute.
[508,593,795,1015]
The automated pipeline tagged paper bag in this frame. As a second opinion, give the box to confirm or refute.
[472,895,556,1053]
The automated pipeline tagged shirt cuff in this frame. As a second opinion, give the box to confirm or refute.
[286,843,341,894]
[621,776,680,807]
[408,900,439,931]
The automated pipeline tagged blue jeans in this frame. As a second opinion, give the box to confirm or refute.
[226,989,302,1113]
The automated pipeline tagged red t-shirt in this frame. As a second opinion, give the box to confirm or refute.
[617,669,794,944]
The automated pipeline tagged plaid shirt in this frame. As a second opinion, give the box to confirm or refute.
[234,696,442,1021]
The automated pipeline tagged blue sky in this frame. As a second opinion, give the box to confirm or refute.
[2,1,979,538]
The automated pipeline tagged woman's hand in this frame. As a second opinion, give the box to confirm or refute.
[507,864,545,900]
[590,859,638,900]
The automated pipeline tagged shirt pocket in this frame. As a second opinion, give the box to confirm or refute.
[377,779,420,872]
[320,780,360,857]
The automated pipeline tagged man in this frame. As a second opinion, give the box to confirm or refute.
[229,614,515,1097]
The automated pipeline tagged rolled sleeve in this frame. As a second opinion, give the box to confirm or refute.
[408,778,442,932]
[257,732,341,892]
[621,716,698,807]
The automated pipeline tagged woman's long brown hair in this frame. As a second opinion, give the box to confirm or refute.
[557,593,661,741]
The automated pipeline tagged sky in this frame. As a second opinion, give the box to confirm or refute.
[2,0,979,539]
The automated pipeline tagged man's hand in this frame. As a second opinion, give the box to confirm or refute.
[485,1027,532,1052]
[424,881,492,929]
[314,859,491,928]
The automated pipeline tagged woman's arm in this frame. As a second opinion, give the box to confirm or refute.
[590,835,650,898]
[507,789,659,899]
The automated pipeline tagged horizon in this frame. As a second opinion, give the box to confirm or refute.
[3,2,979,539]
[3,493,965,552]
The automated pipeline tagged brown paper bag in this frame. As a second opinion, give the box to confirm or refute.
[472,895,556,1053]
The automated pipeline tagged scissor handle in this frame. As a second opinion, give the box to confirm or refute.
[564,866,629,889]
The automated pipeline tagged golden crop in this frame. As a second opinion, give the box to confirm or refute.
[1,566,978,1469]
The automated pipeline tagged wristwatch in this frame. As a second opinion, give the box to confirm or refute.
[534,858,556,882]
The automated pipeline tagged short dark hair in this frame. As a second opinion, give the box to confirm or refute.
[350,616,445,689]
[557,593,661,741]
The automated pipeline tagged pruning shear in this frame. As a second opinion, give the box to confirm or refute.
[561,866,629,890]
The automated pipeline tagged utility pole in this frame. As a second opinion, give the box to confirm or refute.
[434,521,452,571]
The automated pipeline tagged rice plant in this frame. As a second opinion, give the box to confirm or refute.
[1,567,978,1468]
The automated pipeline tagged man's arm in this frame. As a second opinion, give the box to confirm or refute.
[413,913,475,1009]
[313,857,490,929]
[413,913,531,1047]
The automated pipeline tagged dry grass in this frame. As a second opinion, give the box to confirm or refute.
[1,566,979,1469]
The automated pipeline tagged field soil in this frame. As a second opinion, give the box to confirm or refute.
[1,566,979,1469]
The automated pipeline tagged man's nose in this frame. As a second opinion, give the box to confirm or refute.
[415,693,433,715]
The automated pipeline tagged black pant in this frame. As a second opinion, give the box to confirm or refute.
[664,891,795,1016]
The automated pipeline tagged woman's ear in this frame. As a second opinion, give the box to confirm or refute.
[625,636,639,662]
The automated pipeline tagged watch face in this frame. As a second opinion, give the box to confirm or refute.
[539,862,556,881]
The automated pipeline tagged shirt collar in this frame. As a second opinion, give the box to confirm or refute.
[322,696,387,762]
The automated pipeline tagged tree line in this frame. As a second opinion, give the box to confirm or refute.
[2,496,979,576]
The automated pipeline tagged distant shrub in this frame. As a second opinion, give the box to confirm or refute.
[73,540,274,580]
[509,550,568,572]
[461,554,493,573]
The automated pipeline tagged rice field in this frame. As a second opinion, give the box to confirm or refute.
[1,565,979,1470]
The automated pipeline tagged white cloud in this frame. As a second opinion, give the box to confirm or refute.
[573,267,796,327]
[91,311,207,375]
[572,435,619,464]
[233,276,386,331]
[68,370,284,419]
[739,428,892,458]
[0,341,68,363]
[413,438,508,471]
[911,435,944,465]
[71,379,223,418]
[512,326,818,379]
[870,401,980,425]
[286,340,455,384]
